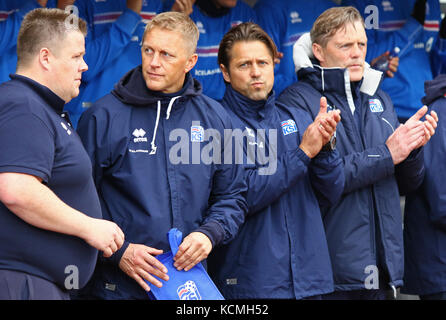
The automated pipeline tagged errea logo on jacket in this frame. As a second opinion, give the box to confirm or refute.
[132,128,148,142]
[381,1,394,12]
[290,12,302,24]
[196,21,206,34]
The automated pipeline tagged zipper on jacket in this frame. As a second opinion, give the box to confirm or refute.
[390,284,397,299]
[381,117,395,132]
[369,189,376,257]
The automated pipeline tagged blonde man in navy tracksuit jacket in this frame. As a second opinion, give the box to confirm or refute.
[278,6,438,300]
[77,11,247,300]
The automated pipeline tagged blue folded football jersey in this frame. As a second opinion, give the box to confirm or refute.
[147,228,224,300]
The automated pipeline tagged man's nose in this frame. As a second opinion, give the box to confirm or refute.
[351,43,362,58]
[80,58,88,72]
[150,52,161,67]
[250,64,261,78]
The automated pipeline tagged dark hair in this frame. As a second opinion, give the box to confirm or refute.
[17,8,87,68]
[218,22,278,70]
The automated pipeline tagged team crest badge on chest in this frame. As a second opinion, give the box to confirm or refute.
[369,99,384,113]
[281,119,298,136]
[191,125,204,142]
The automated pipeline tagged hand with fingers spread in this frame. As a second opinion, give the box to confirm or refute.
[173,232,212,272]
[299,97,341,158]
[386,106,438,165]
[418,107,438,148]
[83,218,125,258]
[119,243,169,292]
[170,0,196,15]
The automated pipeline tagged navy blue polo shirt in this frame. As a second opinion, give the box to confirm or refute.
[0,74,102,290]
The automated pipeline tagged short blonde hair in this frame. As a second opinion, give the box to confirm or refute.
[142,11,199,55]
[17,8,87,68]
[311,6,364,47]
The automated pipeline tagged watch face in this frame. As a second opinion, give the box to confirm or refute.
[330,135,337,149]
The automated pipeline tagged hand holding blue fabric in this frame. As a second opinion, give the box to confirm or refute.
[173,232,212,272]
[119,243,169,292]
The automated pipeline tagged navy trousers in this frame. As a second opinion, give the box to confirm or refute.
[0,269,69,300]
[322,289,392,300]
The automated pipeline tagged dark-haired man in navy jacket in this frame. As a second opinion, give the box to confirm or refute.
[207,22,344,300]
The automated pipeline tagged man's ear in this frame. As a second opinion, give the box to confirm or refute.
[185,53,198,73]
[312,43,324,64]
[38,48,51,71]
[220,64,231,83]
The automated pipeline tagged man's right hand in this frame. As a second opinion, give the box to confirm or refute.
[119,243,169,292]
[127,0,143,14]
[299,97,341,158]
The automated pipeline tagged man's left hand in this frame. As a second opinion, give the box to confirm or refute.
[173,232,212,271]
[412,106,438,148]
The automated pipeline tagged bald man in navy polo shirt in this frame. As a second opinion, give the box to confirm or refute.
[0,8,125,300]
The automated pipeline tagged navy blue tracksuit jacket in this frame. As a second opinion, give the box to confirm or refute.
[402,74,446,296]
[77,67,247,299]
[278,62,425,292]
[208,85,344,299]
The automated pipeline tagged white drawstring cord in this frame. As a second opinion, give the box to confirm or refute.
[149,96,181,155]
[150,100,161,155]
[166,96,181,120]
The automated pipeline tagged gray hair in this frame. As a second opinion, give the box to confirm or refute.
[311,6,364,47]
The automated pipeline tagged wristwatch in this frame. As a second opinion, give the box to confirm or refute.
[321,132,336,152]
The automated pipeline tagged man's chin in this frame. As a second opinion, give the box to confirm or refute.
[349,72,364,82]
[145,81,163,92]
[248,93,268,101]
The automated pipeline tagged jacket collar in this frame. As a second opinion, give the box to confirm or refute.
[111,65,202,107]
[293,32,384,98]
[222,84,276,121]
[422,74,446,106]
